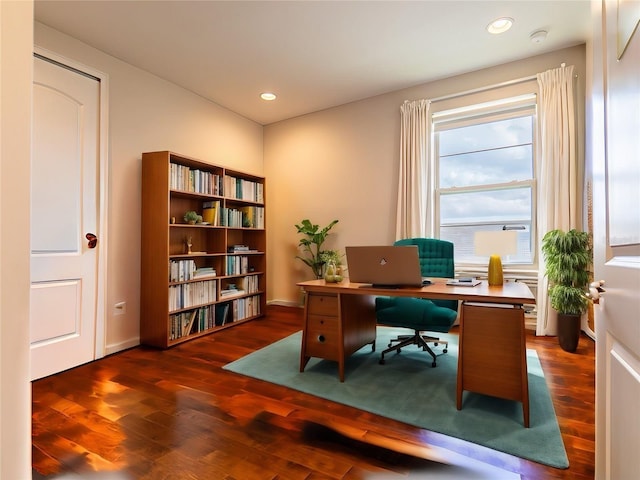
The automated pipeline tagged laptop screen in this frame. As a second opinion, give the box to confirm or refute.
[345,245,424,287]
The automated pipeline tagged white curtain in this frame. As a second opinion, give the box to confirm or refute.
[536,64,580,335]
[396,99,430,240]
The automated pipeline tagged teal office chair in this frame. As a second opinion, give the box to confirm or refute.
[376,238,458,367]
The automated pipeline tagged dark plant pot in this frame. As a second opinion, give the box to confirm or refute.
[557,313,581,353]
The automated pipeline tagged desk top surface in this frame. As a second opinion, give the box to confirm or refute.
[297,277,535,305]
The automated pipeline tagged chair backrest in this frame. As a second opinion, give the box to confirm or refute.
[394,238,458,311]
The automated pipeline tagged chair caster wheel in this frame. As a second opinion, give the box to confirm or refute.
[443,348,448,354]
[387,343,393,348]
[434,343,439,347]
[379,359,386,365]
[431,361,437,368]
[396,348,401,354]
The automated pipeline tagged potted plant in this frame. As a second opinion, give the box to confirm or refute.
[183,211,200,224]
[541,228,592,352]
[294,219,339,278]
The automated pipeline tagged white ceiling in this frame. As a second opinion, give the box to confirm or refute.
[34,0,591,125]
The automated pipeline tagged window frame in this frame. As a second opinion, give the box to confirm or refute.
[430,97,539,271]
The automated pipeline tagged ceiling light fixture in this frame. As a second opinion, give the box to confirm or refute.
[487,17,514,34]
[260,92,277,101]
[529,30,548,44]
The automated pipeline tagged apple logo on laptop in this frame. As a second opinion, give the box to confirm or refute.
[379,258,388,265]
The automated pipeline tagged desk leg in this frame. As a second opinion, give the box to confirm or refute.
[299,291,312,373]
[456,305,466,411]
[300,355,310,373]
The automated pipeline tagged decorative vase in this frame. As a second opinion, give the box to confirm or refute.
[324,262,344,283]
[487,254,504,286]
[324,261,336,282]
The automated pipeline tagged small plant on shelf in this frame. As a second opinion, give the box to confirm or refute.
[183,211,200,224]
[295,219,339,279]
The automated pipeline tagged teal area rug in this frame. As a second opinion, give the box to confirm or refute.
[224,327,568,469]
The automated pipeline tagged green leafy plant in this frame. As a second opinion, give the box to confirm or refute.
[295,219,339,278]
[542,229,592,315]
[320,249,344,266]
[184,211,200,224]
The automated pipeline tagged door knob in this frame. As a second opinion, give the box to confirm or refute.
[86,233,98,249]
[588,280,605,303]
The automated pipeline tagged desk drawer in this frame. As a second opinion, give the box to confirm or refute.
[307,313,338,334]
[307,293,339,316]
[305,315,340,360]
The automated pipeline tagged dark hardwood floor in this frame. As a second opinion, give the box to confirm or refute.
[32,305,595,479]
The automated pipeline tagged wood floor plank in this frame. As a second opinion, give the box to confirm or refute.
[32,305,595,479]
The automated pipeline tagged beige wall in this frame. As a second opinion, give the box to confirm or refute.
[265,44,586,306]
[31,22,587,340]
[1,2,34,478]
[34,23,264,353]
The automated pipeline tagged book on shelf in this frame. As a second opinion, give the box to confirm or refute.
[237,274,259,294]
[215,303,230,326]
[226,255,249,275]
[238,206,265,229]
[192,267,216,279]
[202,200,220,226]
[241,206,255,228]
[220,288,246,298]
[170,164,222,195]
[183,310,198,336]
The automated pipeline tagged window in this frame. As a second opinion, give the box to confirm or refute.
[433,99,536,265]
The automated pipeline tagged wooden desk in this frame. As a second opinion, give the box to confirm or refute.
[297,278,535,427]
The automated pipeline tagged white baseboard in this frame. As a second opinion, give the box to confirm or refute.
[104,337,140,357]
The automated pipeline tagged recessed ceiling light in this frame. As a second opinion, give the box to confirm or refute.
[487,17,514,34]
[260,92,277,101]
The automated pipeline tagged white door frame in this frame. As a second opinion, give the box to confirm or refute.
[34,46,109,361]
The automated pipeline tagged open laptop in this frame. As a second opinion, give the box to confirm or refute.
[345,245,429,288]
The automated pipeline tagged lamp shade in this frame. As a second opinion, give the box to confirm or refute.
[474,231,518,286]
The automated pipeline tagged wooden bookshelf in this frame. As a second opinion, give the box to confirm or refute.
[141,151,266,348]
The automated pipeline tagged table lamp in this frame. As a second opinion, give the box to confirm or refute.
[474,230,518,286]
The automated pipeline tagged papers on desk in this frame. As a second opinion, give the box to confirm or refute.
[446,278,481,287]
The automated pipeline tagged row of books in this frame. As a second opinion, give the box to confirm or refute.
[219,206,265,228]
[201,201,265,229]
[232,295,261,321]
[168,295,258,340]
[169,260,217,282]
[224,176,264,203]
[169,305,215,340]
[169,279,217,311]
[226,255,250,275]
[170,163,223,195]
[240,274,260,294]
[237,205,265,228]
[219,274,260,297]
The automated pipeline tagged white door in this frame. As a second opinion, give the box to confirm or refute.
[594,1,640,478]
[30,54,101,380]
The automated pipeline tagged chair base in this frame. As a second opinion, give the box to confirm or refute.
[379,331,448,367]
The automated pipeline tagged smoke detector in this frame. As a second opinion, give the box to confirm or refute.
[530,30,548,44]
